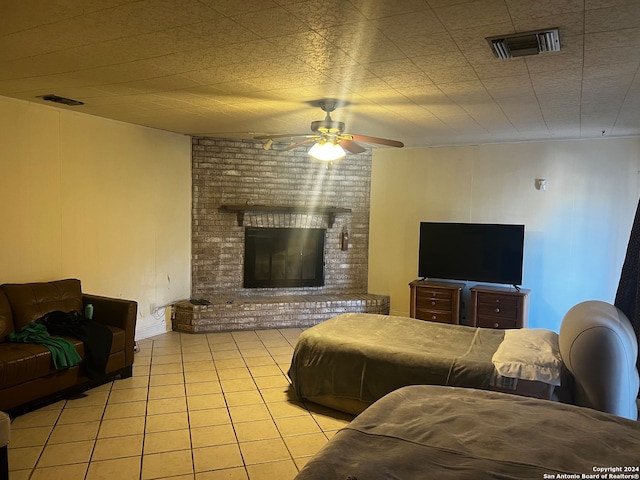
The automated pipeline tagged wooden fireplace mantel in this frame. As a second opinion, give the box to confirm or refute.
[218,204,351,228]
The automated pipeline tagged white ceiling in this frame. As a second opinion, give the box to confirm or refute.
[1,0,640,148]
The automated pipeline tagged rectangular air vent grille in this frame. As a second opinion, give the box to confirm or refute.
[37,94,84,106]
[487,28,560,60]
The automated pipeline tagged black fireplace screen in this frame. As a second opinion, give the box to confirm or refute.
[244,227,326,288]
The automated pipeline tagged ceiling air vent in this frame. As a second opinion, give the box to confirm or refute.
[37,94,84,106]
[486,28,560,60]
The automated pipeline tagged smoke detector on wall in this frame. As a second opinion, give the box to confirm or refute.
[486,28,560,60]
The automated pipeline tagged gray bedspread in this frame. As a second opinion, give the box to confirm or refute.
[295,385,640,480]
[288,313,505,414]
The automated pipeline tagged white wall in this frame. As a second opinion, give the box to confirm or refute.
[0,97,192,339]
[369,137,640,332]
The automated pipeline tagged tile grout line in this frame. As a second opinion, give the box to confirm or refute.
[138,337,156,480]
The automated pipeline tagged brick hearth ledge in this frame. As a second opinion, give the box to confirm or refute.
[172,293,390,333]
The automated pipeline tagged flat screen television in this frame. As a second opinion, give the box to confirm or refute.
[418,222,524,286]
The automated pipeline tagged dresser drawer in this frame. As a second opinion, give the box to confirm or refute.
[416,289,453,301]
[477,302,518,320]
[477,293,519,309]
[415,309,453,324]
[476,317,519,329]
[416,296,451,311]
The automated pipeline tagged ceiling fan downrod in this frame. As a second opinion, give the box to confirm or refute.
[312,101,345,134]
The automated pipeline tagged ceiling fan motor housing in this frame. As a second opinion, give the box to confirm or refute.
[311,120,345,134]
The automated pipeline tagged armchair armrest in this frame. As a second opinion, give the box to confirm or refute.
[559,300,639,420]
[83,294,137,367]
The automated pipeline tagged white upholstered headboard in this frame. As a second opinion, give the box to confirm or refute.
[559,300,639,420]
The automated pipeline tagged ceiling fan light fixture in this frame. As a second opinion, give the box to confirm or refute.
[308,140,346,162]
[257,99,403,159]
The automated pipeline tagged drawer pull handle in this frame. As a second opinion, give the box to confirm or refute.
[431,301,436,306]
[494,308,500,313]
[495,299,501,303]
[432,315,437,320]
[494,322,499,328]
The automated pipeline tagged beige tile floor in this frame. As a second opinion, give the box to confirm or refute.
[7,328,354,480]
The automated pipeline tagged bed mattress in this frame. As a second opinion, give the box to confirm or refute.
[288,313,507,414]
[295,385,640,480]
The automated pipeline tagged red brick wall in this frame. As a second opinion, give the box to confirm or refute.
[191,137,372,300]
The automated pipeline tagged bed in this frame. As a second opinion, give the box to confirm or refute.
[289,301,639,419]
[289,312,565,415]
[294,384,640,480]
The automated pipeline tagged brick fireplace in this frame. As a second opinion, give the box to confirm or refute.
[172,137,389,333]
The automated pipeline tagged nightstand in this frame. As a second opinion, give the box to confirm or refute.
[409,280,464,325]
[469,285,530,329]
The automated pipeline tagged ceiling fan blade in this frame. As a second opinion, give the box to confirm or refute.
[284,138,317,151]
[339,139,366,154]
[254,133,314,140]
[347,134,404,148]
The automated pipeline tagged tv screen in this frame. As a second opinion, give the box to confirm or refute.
[418,222,524,286]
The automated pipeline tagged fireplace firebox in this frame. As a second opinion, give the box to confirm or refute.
[244,228,326,288]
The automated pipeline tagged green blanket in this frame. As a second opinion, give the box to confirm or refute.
[8,322,82,369]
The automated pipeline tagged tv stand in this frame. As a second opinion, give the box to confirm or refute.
[469,285,530,329]
[409,280,464,325]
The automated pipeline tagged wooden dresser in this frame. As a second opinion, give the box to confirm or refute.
[469,285,530,329]
[409,280,465,325]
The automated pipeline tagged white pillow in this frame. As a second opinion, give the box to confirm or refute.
[492,328,562,386]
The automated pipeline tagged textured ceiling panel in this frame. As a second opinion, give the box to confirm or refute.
[1,0,639,147]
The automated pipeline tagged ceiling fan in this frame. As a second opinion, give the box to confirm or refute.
[254,99,404,161]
